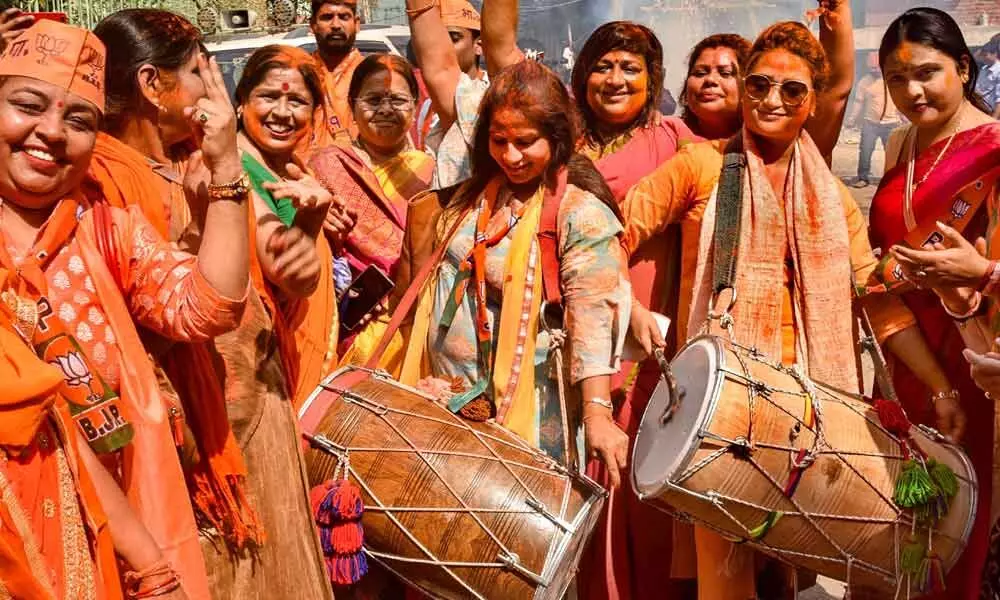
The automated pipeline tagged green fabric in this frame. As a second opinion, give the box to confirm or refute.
[243,152,296,227]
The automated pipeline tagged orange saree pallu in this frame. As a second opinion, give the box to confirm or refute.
[0,281,122,600]
[89,134,263,553]
[867,122,1000,600]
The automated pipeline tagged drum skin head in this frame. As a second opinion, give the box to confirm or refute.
[632,337,721,497]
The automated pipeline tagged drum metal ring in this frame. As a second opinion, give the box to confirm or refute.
[707,287,738,321]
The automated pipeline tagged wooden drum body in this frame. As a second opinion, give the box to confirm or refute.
[299,367,606,600]
[632,336,977,594]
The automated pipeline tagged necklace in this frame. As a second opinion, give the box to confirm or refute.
[902,107,966,231]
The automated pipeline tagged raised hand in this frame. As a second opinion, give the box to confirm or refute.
[0,9,33,54]
[182,54,241,184]
[323,201,356,251]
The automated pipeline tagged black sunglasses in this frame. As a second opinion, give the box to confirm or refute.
[742,73,812,106]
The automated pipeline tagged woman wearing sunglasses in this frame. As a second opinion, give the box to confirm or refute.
[860,8,1000,598]
[622,21,934,600]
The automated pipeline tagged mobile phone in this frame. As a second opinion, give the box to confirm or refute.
[26,12,68,23]
[340,265,395,332]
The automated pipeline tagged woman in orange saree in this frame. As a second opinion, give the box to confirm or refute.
[92,11,334,599]
[864,9,1000,598]
[0,16,252,600]
[310,54,434,368]
[552,0,856,596]
[622,20,959,600]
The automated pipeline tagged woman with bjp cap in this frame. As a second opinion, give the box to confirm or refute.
[0,12,256,600]
[89,11,338,598]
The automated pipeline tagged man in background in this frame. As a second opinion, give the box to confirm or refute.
[415,0,486,152]
[976,33,1000,118]
[847,51,901,188]
[311,0,364,145]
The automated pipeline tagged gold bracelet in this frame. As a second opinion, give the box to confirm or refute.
[406,0,438,18]
[930,389,960,404]
[206,173,250,201]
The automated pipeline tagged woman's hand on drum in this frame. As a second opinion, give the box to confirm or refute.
[416,376,456,406]
[964,344,1000,401]
[584,408,629,488]
[932,390,967,443]
[630,302,666,356]
[890,222,991,290]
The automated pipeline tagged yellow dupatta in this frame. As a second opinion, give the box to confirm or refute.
[399,183,546,446]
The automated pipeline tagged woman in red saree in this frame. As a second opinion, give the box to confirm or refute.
[865,8,1000,598]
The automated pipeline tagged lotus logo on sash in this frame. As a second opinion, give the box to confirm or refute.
[52,350,95,395]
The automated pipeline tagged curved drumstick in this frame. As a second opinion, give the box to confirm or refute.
[654,347,685,425]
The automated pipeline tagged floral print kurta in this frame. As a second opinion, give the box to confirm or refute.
[428,184,630,459]
[41,205,244,391]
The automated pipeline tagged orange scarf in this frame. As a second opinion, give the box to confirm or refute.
[88,136,263,550]
[0,304,122,600]
[313,49,364,148]
[688,130,859,391]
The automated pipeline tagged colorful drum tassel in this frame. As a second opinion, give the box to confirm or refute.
[918,553,946,594]
[311,477,368,585]
[900,537,926,576]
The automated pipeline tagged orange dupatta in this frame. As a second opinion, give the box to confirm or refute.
[0,303,122,600]
[88,136,263,551]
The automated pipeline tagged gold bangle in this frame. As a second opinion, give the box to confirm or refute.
[930,390,960,404]
[406,0,438,18]
[207,173,250,201]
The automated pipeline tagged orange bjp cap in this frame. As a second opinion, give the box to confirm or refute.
[0,19,106,113]
[440,0,481,31]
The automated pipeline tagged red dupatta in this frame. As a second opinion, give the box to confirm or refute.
[866,122,1000,294]
[866,121,1000,600]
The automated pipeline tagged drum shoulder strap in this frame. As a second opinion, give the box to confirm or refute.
[537,169,569,308]
[713,135,746,295]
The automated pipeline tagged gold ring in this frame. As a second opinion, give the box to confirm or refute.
[198,112,209,123]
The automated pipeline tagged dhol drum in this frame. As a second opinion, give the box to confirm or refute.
[632,336,977,595]
[299,366,606,600]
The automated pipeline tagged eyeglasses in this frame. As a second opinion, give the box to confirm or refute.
[742,73,812,106]
[357,94,415,111]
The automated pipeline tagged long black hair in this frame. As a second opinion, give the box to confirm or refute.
[94,9,206,133]
[878,7,991,114]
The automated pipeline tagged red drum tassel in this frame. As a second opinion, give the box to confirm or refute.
[329,520,364,554]
[874,399,912,437]
[326,553,369,586]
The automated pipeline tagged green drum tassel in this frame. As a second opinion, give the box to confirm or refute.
[894,459,937,509]
[928,459,959,500]
[900,537,926,575]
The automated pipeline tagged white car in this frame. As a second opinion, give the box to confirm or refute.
[206,25,405,96]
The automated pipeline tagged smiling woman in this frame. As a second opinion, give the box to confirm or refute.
[305,54,433,370]
[864,9,1000,599]
[618,20,944,600]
